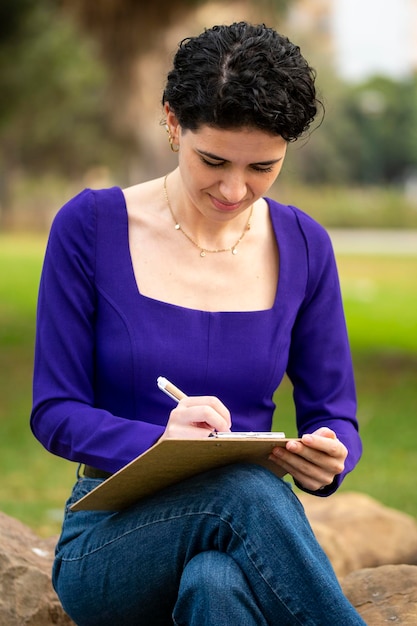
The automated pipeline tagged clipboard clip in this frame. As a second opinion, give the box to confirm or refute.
[209,431,286,439]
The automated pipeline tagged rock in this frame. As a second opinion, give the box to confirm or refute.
[0,511,74,625]
[342,564,417,625]
[299,491,417,578]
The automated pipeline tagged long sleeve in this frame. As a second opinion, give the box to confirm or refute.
[30,190,165,473]
[285,209,362,495]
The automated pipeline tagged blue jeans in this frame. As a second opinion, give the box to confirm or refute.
[53,464,365,625]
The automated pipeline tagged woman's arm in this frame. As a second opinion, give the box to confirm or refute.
[270,213,362,495]
[30,190,165,473]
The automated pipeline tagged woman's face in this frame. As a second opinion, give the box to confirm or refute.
[166,108,288,223]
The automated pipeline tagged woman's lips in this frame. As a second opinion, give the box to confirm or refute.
[210,195,245,211]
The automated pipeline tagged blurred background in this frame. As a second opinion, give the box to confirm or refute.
[1,0,416,535]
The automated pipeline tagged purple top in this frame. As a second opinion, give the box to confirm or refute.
[30,187,362,494]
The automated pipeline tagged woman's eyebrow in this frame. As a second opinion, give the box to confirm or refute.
[197,149,283,165]
[197,149,226,160]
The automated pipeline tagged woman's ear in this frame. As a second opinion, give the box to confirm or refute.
[164,102,180,145]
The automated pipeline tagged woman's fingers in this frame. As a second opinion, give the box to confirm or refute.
[180,396,231,426]
[269,428,347,491]
[163,395,231,439]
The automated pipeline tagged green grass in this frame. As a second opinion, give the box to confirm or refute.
[0,234,77,535]
[0,234,416,536]
[339,256,417,353]
[334,255,416,515]
[274,356,417,516]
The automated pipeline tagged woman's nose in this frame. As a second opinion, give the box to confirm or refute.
[218,173,247,203]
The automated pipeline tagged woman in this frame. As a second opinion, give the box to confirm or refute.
[31,22,365,625]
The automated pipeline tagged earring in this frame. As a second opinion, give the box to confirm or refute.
[165,124,179,153]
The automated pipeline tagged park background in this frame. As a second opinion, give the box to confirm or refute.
[1,0,416,536]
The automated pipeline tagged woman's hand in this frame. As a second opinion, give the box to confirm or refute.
[268,427,347,492]
[160,396,232,440]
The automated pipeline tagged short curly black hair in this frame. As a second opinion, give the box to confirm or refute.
[162,22,320,142]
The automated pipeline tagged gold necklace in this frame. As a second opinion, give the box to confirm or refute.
[163,175,253,257]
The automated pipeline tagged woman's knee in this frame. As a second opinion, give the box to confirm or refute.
[180,551,244,595]
[208,463,297,510]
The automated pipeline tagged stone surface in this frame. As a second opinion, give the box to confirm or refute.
[300,491,417,578]
[0,511,74,625]
[342,564,417,625]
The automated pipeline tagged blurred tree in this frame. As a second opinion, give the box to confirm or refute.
[5,0,415,228]
[0,0,131,226]
[285,79,360,184]
[61,0,289,75]
[59,0,198,88]
[60,0,290,135]
[0,0,290,227]
[0,0,35,43]
[287,73,417,186]
[346,76,417,184]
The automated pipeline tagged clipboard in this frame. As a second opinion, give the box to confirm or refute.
[70,436,299,511]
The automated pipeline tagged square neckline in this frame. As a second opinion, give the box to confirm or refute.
[117,188,283,315]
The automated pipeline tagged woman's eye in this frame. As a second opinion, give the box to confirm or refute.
[252,165,274,173]
[201,158,224,168]
[200,157,274,173]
